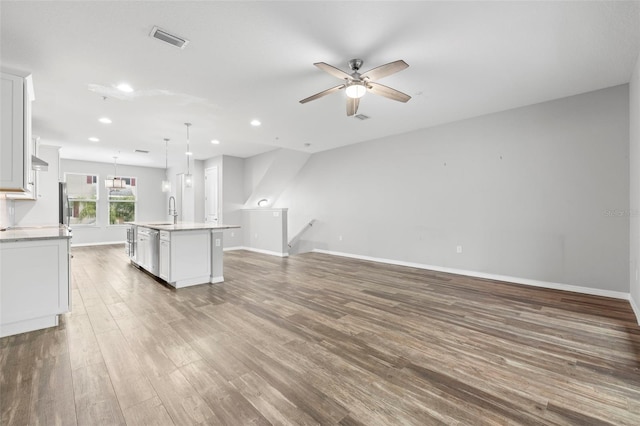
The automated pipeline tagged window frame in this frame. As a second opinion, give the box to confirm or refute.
[64,172,99,227]
[107,175,137,226]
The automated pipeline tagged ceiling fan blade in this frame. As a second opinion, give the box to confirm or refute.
[314,62,352,80]
[367,82,411,103]
[299,84,345,104]
[347,97,359,116]
[361,60,408,81]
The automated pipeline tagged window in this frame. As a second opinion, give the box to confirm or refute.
[108,176,137,225]
[66,173,98,225]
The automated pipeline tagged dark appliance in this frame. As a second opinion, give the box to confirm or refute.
[59,182,70,227]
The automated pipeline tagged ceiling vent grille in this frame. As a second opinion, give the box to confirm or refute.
[134,149,149,154]
[354,114,370,120]
[149,26,189,49]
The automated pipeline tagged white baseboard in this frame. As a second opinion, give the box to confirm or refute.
[630,295,640,326]
[312,249,630,301]
[71,240,125,247]
[225,246,288,257]
[209,276,224,284]
[223,246,245,252]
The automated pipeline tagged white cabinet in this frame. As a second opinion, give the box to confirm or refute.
[159,236,170,281]
[1,68,34,195]
[0,237,70,337]
[159,230,211,288]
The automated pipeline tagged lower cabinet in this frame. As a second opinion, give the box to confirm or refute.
[159,237,170,281]
[0,237,70,337]
[159,230,211,288]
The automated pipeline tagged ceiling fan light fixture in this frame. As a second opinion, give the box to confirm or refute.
[345,82,366,99]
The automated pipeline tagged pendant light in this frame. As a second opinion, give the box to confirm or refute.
[184,123,193,188]
[161,138,171,192]
[105,155,124,188]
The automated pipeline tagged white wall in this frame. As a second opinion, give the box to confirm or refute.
[630,52,640,319]
[61,159,167,245]
[243,149,310,208]
[204,155,244,248]
[276,85,630,294]
[221,156,245,247]
[13,145,60,226]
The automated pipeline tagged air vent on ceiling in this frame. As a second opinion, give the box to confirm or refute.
[134,149,149,154]
[149,26,189,49]
[354,114,370,121]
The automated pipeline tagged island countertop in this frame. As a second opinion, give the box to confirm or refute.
[0,225,72,243]
[127,222,240,231]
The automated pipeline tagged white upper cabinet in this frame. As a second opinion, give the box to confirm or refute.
[1,68,34,195]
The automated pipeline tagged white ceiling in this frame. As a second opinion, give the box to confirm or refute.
[2,1,639,169]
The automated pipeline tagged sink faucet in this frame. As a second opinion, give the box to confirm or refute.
[168,196,178,224]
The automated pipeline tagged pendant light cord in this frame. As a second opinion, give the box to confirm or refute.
[164,138,170,178]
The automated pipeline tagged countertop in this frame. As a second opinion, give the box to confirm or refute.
[0,225,72,243]
[127,222,240,231]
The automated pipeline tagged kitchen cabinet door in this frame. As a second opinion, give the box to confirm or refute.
[1,69,34,194]
[136,232,148,270]
[159,239,170,281]
[0,238,70,337]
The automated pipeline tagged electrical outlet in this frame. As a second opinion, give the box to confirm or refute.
[456,245,463,254]
[273,211,280,217]
[215,239,221,247]
[338,235,343,241]
[231,231,235,237]
[254,233,258,239]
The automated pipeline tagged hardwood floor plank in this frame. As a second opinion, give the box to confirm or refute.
[85,302,119,335]
[179,359,271,426]
[3,245,640,425]
[147,368,219,425]
[95,329,157,410]
[66,313,105,370]
[28,352,77,426]
[71,361,126,425]
[121,396,175,426]
[230,371,321,426]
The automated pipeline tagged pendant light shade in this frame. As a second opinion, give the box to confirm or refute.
[105,156,124,188]
[162,138,171,192]
[184,123,193,188]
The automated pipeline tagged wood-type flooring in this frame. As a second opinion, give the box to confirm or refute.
[1,244,640,425]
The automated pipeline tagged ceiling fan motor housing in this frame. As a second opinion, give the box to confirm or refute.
[349,58,363,72]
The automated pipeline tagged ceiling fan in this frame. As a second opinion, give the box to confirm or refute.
[300,58,411,116]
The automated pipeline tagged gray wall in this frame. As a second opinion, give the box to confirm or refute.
[242,208,288,256]
[276,85,630,293]
[630,53,640,316]
[61,159,167,245]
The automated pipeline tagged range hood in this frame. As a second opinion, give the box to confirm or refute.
[31,155,48,171]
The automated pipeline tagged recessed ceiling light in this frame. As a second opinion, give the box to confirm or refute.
[116,83,133,93]
[98,117,112,124]
[88,137,100,142]
[250,119,261,127]
[211,139,220,145]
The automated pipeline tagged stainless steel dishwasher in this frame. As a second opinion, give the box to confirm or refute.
[136,227,159,276]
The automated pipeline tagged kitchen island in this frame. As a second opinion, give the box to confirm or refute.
[127,222,239,288]
[0,225,71,337]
